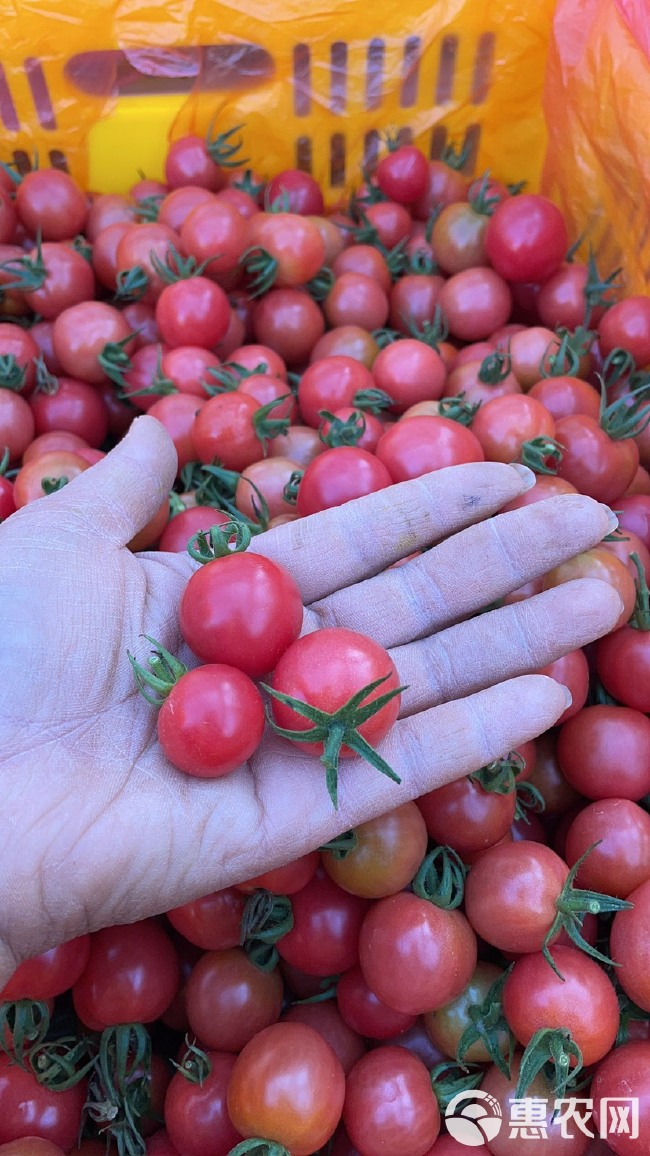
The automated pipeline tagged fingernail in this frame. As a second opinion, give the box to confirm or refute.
[599,504,619,534]
[561,684,573,709]
[510,464,537,491]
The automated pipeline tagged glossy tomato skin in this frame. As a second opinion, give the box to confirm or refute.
[23,243,96,319]
[594,624,650,712]
[164,1050,241,1156]
[165,136,224,191]
[297,355,375,427]
[503,945,619,1065]
[267,170,325,215]
[480,1055,591,1154]
[324,272,389,331]
[157,664,265,778]
[155,277,230,349]
[268,628,401,759]
[16,170,87,241]
[424,962,508,1064]
[555,414,639,503]
[343,1046,440,1156]
[464,840,569,954]
[180,201,250,279]
[282,1001,366,1075]
[253,288,326,366]
[542,546,636,630]
[235,850,320,896]
[13,450,90,508]
[185,948,284,1052]
[431,202,489,274]
[611,879,650,1011]
[522,730,582,815]
[337,965,417,1040]
[29,376,109,448]
[278,871,371,976]
[0,1055,86,1147]
[528,375,601,421]
[591,1040,650,1153]
[248,212,326,287]
[376,415,484,482]
[599,296,650,367]
[470,393,555,463]
[486,194,568,283]
[372,339,446,411]
[389,273,444,335]
[537,648,589,724]
[166,887,246,950]
[438,267,512,342]
[269,423,324,467]
[296,447,392,516]
[417,776,515,857]
[321,802,428,899]
[376,145,428,205]
[565,799,650,898]
[358,892,477,1015]
[227,1022,346,1156]
[0,389,35,462]
[0,935,89,1001]
[191,391,265,470]
[557,705,650,801]
[146,392,205,471]
[179,552,303,677]
[71,919,180,1030]
[52,301,132,384]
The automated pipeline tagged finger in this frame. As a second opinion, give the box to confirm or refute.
[249,462,536,604]
[186,674,572,890]
[20,416,178,549]
[393,579,622,715]
[309,493,616,644]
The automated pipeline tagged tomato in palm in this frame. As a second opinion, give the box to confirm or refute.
[166,886,245,950]
[376,415,484,482]
[565,798,650,898]
[324,272,389,331]
[248,212,325,286]
[557,705,650,801]
[376,145,428,205]
[15,170,88,241]
[235,850,320,896]
[542,546,636,630]
[164,1051,241,1156]
[0,389,35,462]
[528,375,601,421]
[282,1000,366,1074]
[417,775,516,857]
[71,919,179,1030]
[343,1046,440,1156]
[296,446,392,516]
[298,356,375,427]
[228,1022,345,1155]
[503,945,619,1065]
[358,892,477,1015]
[179,552,303,676]
[0,1056,86,1147]
[185,948,283,1053]
[599,296,650,367]
[155,276,230,349]
[470,394,555,463]
[336,965,416,1040]
[486,194,568,283]
[321,802,427,899]
[610,878,650,1011]
[464,840,571,954]
[266,169,325,214]
[278,870,370,976]
[158,664,265,777]
[13,450,90,508]
[555,414,639,502]
[372,339,446,411]
[424,962,508,1064]
[439,267,512,341]
[253,288,325,366]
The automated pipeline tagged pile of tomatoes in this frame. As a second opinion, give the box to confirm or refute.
[3,128,650,1156]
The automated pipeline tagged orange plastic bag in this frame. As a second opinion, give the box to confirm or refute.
[0,0,555,204]
[542,0,650,293]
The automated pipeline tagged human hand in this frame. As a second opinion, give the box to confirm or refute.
[0,416,621,984]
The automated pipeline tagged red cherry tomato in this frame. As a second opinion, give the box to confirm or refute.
[486,194,568,283]
[157,664,265,778]
[343,1046,440,1156]
[71,919,179,1030]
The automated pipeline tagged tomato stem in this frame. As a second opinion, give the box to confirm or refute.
[240,246,279,297]
[518,436,563,475]
[114,266,149,303]
[456,966,515,1078]
[438,393,481,426]
[172,1036,212,1085]
[226,1142,291,1156]
[0,999,50,1065]
[186,518,252,562]
[430,1059,484,1111]
[206,120,249,169]
[412,845,467,909]
[515,1027,582,1101]
[319,829,359,859]
[306,266,335,301]
[471,751,525,795]
[630,551,650,630]
[543,842,633,976]
[0,354,26,392]
[127,635,188,706]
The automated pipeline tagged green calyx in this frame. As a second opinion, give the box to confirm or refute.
[232,169,265,198]
[471,750,526,795]
[408,250,438,276]
[319,829,359,858]
[135,194,164,222]
[241,246,278,296]
[456,967,515,1079]
[478,349,511,385]
[412,844,467,909]
[85,1023,152,1156]
[41,475,69,495]
[172,1036,212,1085]
[306,266,335,301]
[261,674,406,809]
[0,354,26,392]
[0,230,48,292]
[0,998,50,1063]
[440,139,470,171]
[543,842,633,976]
[240,888,294,972]
[127,635,187,707]
[149,243,216,284]
[515,1027,582,1102]
[514,780,546,823]
[206,120,248,169]
[187,518,252,562]
[599,374,650,440]
[629,552,650,631]
[114,266,149,303]
[372,327,401,349]
[407,303,449,348]
[519,436,564,475]
[430,1060,484,1111]
[582,250,622,328]
[282,469,303,506]
[540,326,594,379]
[468,170,501,216]
[98,332,138,388]
[226,1142,290,1156]
[438,393,481,426]
[319,408,367,448]
[30,1034,96,1091]
[252,393,291,451]
[352,386,394,413]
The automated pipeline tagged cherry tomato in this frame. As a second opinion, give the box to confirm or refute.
[253,287,325,366]
[166,886,246,950]
[528,376,601,422]
[165,136,224,191]
[310,325,379,369]
[0,389,35,462]
[412,160,468,219]
[321,802,428,899]
[116,223,182,305]
[238,373,297,422]
[282,1000,366,1074]
[480,1054,592,1154]
[343,1046,440,1156]
[157,663,265,777]
[269,424,324,466]
[431,202,489,274]
[439,267,512,341]
[590,1040,650,1153]
[13,450,89,508]
[471,393,556,463]
[319,408,385,454]
[376,415,484,482]
[486,194,568,283]
[248,213,326,287]
[565,798,650,898]
[358,892,477,1015]
[164,1050,241,1156]
[29,376,109,448]
[372,339,447,412]
[557,705,650,801]
[179,552,303,677]
[191,391,266,470]
[298,356,375,428]
[227,1022,346,1155]
[424,962,508,1064]
[185,947,283,1051]
[333,245,392,294]
[266,170,325,215]
[594,621,650,712]
[180,200,251,279]
[337,965,416,1040]
[235,456,300,522]
[542,546,636,630]
[15,170,87,241]
[0,935,89,1001]
[501,473,577,512]
[0,1056,86,1147]
[599,296,650,367]
[296,446,392,516]
[610,879,650,1011]
[509,326,562,389]
[363,201,412,249]
[147,392,204,471]
[278,870,371,976]
[324,272,389,331]
[555,414,639,503]
[235,851,320,896]
[418,775,516,857]
[71,919,179,1030]
[162,345,219,398]
[0,323,39,394]
[464,840,572,954]
[52,301,133,384]
[537,649,589,725]
[389,273,445,335]
[376,145,429,205]
[155,276,230,349]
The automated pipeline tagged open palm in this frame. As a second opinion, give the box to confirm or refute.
[0,416,621,984]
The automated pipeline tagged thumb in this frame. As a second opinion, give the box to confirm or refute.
[40,416,177,548]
